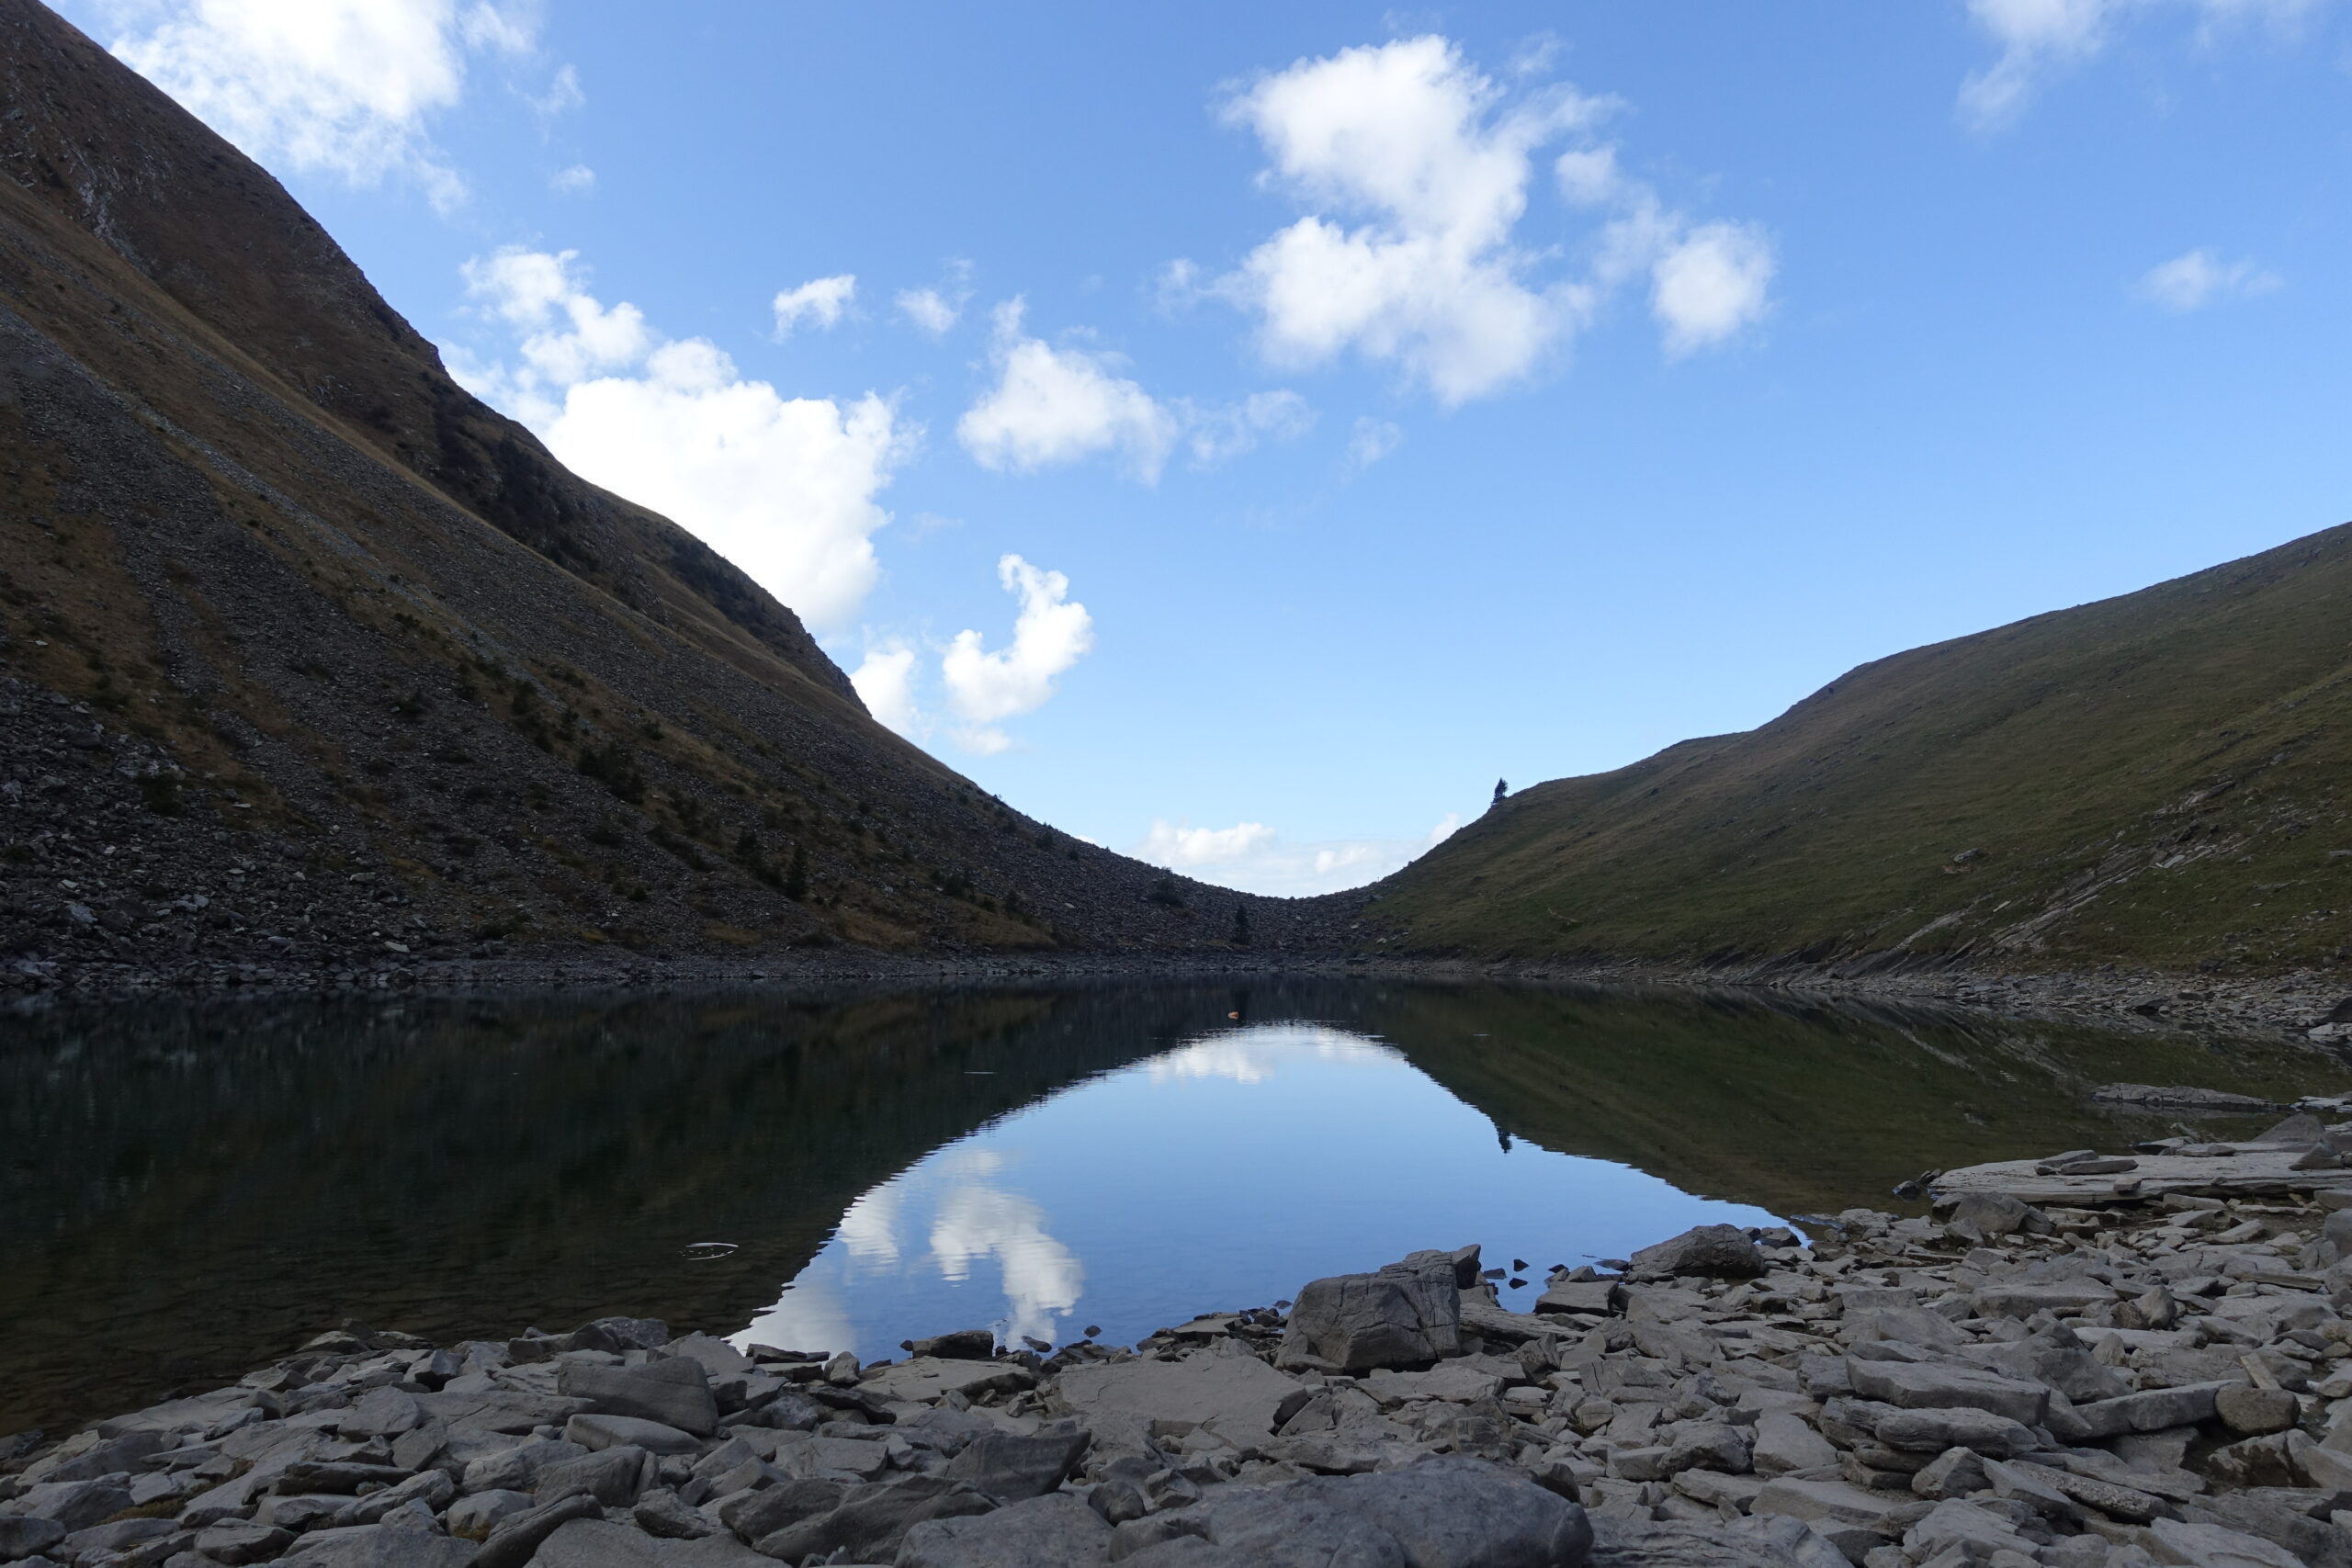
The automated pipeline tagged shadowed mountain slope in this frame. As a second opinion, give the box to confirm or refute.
[0,0,1309,970]
[1371,524,2352,976]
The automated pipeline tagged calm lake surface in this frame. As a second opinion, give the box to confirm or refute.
[6,978,2343,1436]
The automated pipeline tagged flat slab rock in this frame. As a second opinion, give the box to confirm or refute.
[1932,1145,2352,1205]
[1052,1350,1306,1445]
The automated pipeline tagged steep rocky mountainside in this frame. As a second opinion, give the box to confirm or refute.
[1372,523,2352,977]
[0,0,1320,980]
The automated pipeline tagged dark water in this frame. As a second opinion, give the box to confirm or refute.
[4,978,2341,1438]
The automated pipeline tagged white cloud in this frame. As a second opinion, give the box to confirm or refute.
[1347,415,1404,470]
[774,274,857,336]
[2135,247,2282,310]
[926,1179,1085,1349]
[1959,0,2327,128]
[454,247,910,628]
[526,60,582,118]
[849,642,920,735]
[1184,36,1773,397]
[897,263,973,336]
[897,288,961,335]
[106,0,546,208]
[1134,812,1461,897]
[939,555,1093,754]
[957,302,1179,480]
[1201,36,1605,404]
[1651,221,1777,355]
[956,301,1314,480]
[548,163,594,194]
[1145,1024,1404,1085]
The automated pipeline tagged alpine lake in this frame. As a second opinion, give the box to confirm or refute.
[6,977,2345,1438]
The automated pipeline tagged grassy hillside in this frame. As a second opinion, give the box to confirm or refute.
[1371,524,2352,976]
[0,0,1319,967]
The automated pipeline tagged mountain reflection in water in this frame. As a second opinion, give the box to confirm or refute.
[5,979,2339,1436]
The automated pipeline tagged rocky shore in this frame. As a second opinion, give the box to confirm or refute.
[17,1156,2352,1568]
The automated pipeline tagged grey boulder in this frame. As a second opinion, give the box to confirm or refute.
[531,1519,763,1568]
[1276,1255,1464,1372]
[1586,1517,1810,1567]
[0,1517,68,1562]
[556,1361,718,1438]
[897,1493,1110,1568]
[942,1427,1091,1503]
[1188,1454,1591,1568]
[6,1482,134,1532]
[1627,1225,1766,1281]
[564,1416,698,1456]
[747,1474,995,1563]
[278,1526,474,1568]
[535,1446,651,1507]
[470,1493,605,1568]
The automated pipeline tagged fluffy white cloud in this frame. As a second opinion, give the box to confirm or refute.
[1651,222,1777,355]
[897,288,961,335]
[774,274,857,335]
[1146,1024,1404,1085]
[958,302,1179,479]
[455,247,910,628]
[1203,36,1604,405]
[548,163,595,194]
[848,642,920,734]
[897,263,973,336]
[1134,813,1460,897]
[2135,247,2282,310]
[1960,0,2326,128]
[939,555,1093,754]
[105,0,548,207]
[956,302,1313,480]
[1183,36,1772,398]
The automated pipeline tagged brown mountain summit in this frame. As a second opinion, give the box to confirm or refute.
[0,0,1302,978]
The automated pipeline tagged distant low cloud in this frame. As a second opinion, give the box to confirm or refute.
[2135,248,2282,310]
[1135,813,1461,897]
[452,247,910,629]
[548,164,595,195]
[104,0,559,209]
[773,274,857,335]
[848,641,920,733]
[1959,0,2329,130]
[1173,35,1773,403]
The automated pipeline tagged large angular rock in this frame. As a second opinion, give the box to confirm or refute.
[413,1389,591,1434]
[95,1390,256,1439]
[1276,1255,1464,1371]
[2070,1382,2230,1438]
[534,1445,650,1506]
[469,1493,605,1568]
[1056,1351,1306,1446]
[532,1519,764,1568]
[1185,1455,1591,1568]
[1584,1517,1810,1568]
[1749,1476,1908,1532]
[855,1358,1031,1405]
[941,1427,1091,1503]
[657,1337,752,1380]
[897,1493,1110,1568]
[1843,1359,2048,1427]
[1871,1406,2040,1457]
[1627,1225,1767,1281]
[747,1474,995,1564]
[2145,1517,2304,1567]
[556,1360,718,1438]
[22,1431,170,1484]
[278,1525,475,1568]
[564,1415,698,1456]
[719,1478,847,1544]
[5,1481,134,1531]
[1750,1412,1837,1478]
[0,1517,67,1561]
[338,1390,422,1440]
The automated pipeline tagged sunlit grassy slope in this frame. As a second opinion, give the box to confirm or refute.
[1371,523,2352,975]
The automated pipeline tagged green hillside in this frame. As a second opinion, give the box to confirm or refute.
[1371,523,2352,975]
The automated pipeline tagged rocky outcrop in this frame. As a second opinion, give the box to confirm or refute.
[17,1179,2352,1565]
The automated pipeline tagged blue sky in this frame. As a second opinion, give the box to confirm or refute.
[62,0,2352,893]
